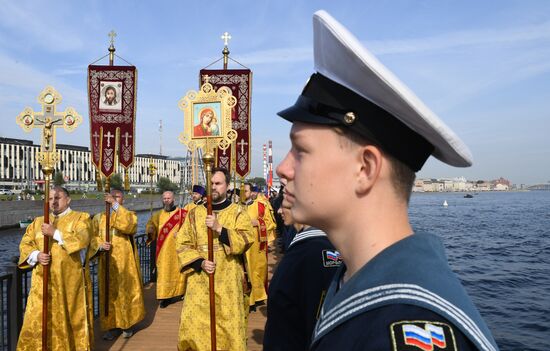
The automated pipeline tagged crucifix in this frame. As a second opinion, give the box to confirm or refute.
[123,131,132,146]
[237,138,248,155]
[15,85,81,351]
[16,86,82,154]
[104,130,115,148]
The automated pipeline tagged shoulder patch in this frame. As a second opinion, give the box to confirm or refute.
[321,249,342,267]
[390,320,457,351]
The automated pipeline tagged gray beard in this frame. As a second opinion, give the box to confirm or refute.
[163,203,174,211]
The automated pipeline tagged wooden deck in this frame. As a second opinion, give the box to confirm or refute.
[94,247,281,350]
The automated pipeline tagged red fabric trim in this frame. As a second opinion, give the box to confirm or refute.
[156,209,185,259]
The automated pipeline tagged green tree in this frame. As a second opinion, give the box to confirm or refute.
[53,171,65,186]
[157,177,179,193]
[248,177,266,187]
[109,173,123,191]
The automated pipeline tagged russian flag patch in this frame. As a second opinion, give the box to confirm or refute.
[390,321,456,351]
[322,250,342,267]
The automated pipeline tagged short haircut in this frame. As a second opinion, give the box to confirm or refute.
[52,186,70,198]
[335,127,416,203]
[212,167,230,185]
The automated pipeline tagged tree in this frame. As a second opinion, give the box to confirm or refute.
[101,173,123,191]
[157,177,179,193]
[109,173,123,191]
[53,171,65,186]
[248,177,266,187]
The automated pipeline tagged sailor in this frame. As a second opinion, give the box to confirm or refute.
[276,10,499,351]
[263,202,341,350]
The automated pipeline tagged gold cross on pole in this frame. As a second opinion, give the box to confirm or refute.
[221,32,232,47]
[109,30,117,46]
[16,86,82,168]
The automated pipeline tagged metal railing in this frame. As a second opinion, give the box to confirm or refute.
[0,233,155,351]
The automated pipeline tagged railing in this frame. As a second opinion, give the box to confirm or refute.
[0,233,155,351]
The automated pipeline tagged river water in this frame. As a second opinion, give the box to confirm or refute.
[1,191,548,350]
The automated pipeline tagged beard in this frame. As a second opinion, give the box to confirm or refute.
[212,191,226,203]
[163,202,174,211]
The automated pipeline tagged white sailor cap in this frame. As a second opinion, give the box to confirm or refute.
[278,10,472,171]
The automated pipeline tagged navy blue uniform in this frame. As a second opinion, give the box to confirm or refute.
[311,233,499,351]
[264,228,342,351]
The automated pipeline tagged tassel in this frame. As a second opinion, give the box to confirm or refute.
[124,169,130,191]
[96,170,103,192]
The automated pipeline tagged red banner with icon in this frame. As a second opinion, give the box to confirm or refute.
[88,65,137,177]
[199,69,251,178]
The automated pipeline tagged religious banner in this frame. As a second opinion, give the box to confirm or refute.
[199,69,251,177]
[88,65,137,178]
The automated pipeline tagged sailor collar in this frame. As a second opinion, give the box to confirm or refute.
[289,227,327,248]
[312,233,498,351]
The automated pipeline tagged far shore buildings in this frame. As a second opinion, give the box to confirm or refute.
[413,176,512,192]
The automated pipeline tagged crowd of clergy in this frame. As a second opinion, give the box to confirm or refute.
[16,167,310,351]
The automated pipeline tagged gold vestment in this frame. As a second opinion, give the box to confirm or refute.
[91,205,145,330]
[146,208,186,299]
[176,201,254,351]
[17,210,93,351]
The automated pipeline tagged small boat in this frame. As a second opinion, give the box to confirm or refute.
[464,194,474,198]
[443,200,448,207]
[19,217,33,228]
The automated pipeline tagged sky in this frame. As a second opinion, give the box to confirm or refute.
[0,0,549,185]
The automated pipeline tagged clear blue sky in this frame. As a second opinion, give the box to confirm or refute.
[1,0,549,185]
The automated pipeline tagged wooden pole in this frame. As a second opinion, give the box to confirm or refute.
[104,177,111,316]
[202,152,216,351]
[41,168,53,351]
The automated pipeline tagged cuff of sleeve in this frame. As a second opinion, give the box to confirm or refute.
[27,250,40,266]
[191,259,205,273]
[219,228,230,246]
[53,230,63,244]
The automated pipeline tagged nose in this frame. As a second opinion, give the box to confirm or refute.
[276,152,294,181]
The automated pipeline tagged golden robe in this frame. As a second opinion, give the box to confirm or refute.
[17,210,93,351]
[257,194,277,243]
[176,200,254,351]
[91,205,145,330]
[245,198,276,306]
[146,207,186,299]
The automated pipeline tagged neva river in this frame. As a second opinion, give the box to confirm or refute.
[1,191,549,350]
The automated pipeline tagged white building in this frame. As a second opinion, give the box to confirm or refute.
[0,137,197,192]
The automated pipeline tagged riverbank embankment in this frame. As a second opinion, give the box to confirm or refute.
[0,197,162,229]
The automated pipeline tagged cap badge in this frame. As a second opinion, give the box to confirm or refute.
[344,112,356,124]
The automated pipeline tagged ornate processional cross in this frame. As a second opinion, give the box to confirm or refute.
[16,87,81,166]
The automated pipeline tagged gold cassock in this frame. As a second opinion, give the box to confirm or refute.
[146,207,187,299]
[91,205,145,331]
[245,198,276,306]
[17,210,93,351]
[176,202,255,351]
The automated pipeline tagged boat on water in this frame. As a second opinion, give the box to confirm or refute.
[19,217,32,228]
[464,194,474,198]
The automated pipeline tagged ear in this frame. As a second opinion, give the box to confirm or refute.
[356,145,383,194]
